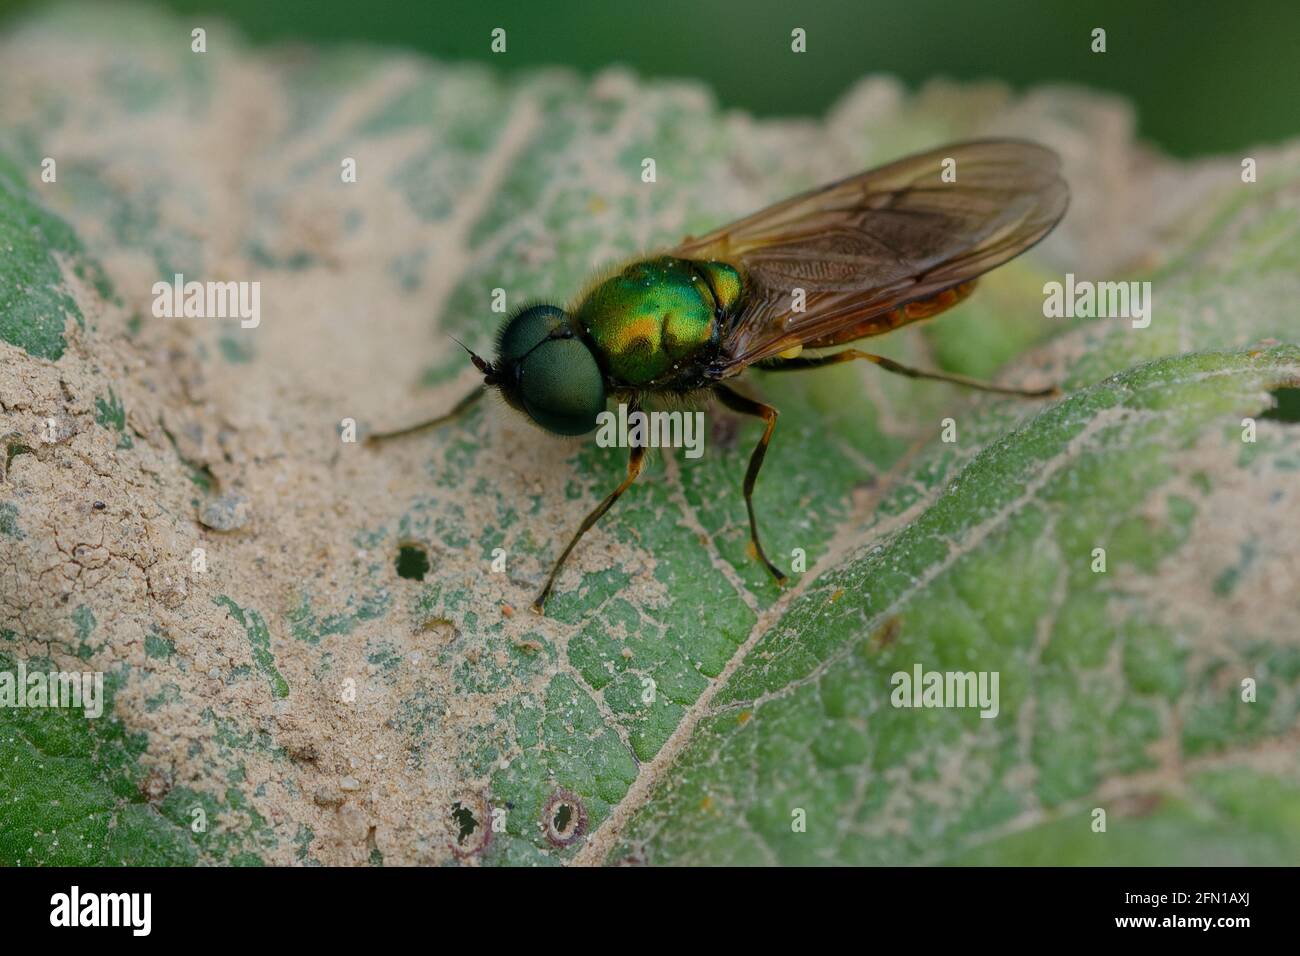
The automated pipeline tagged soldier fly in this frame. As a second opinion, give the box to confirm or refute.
[371,140,1069,613]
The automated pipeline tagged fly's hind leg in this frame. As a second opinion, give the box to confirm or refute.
[533,441,646,614]
[765,350,1059,398]
[713,384,787,586]
[366,386,486,443]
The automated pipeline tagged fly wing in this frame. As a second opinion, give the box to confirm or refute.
[673,140,1068,370]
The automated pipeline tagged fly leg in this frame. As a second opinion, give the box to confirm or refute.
[533,441,646,614]
[713,385,787,586]
[366,386,486,443]
[764,350,1059,397]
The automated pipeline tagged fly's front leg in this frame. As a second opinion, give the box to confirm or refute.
[713,385,787,586]
[533,440,646,615]
[765,350,1059,397]
[366,386,486,444]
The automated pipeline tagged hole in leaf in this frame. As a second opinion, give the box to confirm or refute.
[450,802,478,845]
[449,794,492,858]
[542,789,587,847]
[1260,387,1300,424]
[396,543,430,581]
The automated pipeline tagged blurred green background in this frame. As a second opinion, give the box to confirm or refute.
[2,0,1296,158]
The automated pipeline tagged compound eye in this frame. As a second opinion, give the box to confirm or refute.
[497,305,570,366]
[518,337,606,436]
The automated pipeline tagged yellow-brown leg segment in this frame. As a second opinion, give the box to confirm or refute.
[765,350,1059,397]
[533,441,647,615]
[366,386,486,444]
[713,385,788,586]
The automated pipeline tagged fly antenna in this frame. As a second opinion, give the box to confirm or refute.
[448,334,494,379]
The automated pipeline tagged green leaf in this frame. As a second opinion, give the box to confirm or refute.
[0,152,86,360]
[0,3,1296,866]
[611,346,1300,864]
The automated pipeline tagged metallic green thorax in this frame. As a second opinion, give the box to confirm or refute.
[575,256,743,386]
